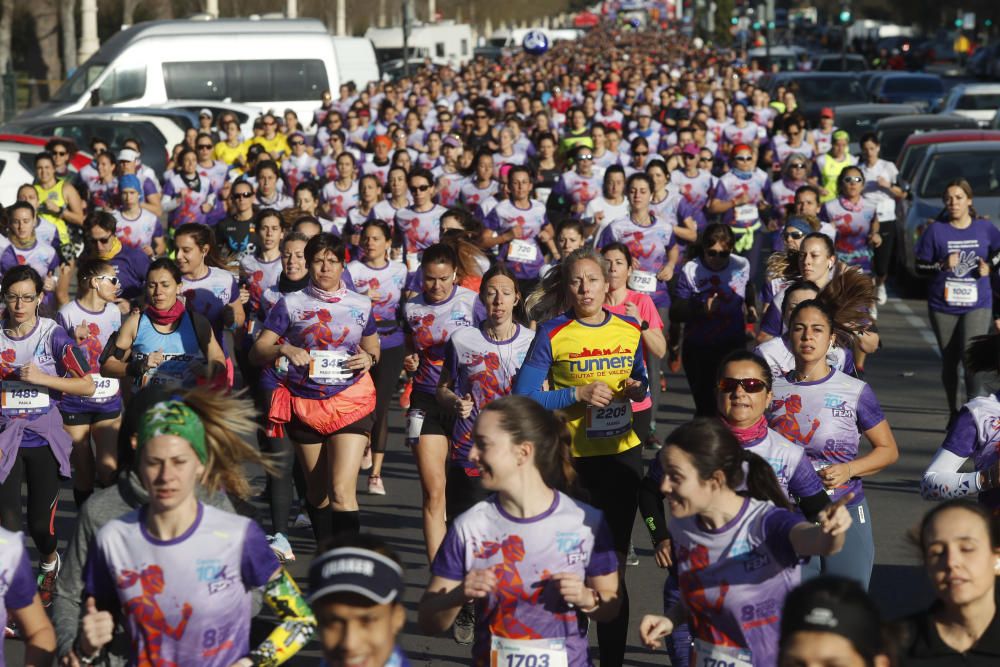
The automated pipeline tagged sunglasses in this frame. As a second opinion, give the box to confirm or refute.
[231,191,255,200]
[733,155,754,162]
[633,150,649,156]
[718,377,768,393]
[578,154,594,160]
[706,249,731,259]
[409,184,432,193]
[789,162,806,169]
[290,141,305,146]
[841,175,864,184]
[90,235,114,245]
[95,274,120,286]
[783,230,805,240]
[699,157,713,162]
[684,153,698,159]
[52,150,68,157]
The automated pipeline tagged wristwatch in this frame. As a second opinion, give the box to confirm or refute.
[640,320,649,331]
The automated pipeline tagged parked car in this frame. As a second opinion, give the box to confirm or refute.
[747,46,809,72]
[869,73,945,110]
[875,113,980,162]
[899,141,1000,281]
[895,130,1000,185]
[938,84,1000,128]
[0,115,168,176]
[831,103,919,152]
[0,133,93,170]
[813,53,869,71]
[152,100,260,137]
[0,137,95,205]
[759,72,867,124]
[966,42,1000,78]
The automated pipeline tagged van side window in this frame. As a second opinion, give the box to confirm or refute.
[163,60,327,103]
[98,65,146,104]
[435,42,445,58]
[461,39,468,56]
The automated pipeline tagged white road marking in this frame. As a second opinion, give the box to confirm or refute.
[891,299,941,358]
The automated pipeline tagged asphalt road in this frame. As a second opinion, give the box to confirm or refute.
[5,290,954,665]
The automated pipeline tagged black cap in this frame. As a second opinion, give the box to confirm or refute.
[308,547,404,605]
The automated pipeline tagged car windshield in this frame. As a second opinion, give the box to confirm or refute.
[956,93,1000,111]
[879,128,917,161]
[884,77,942,94]
[899,144,930,182]
[52,62,106,103]
[918,150,1000,198]
[792,78,866,103]
[839,112,901,141]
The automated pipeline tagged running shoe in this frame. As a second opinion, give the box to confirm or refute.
[870,303,878,320]
[644,434,662,451]
[399,379,413,408]
[453,602,476,645]
[626,543,640,567]
[659,373,667,393]
[361,444,373,471]
[267,533,296,563]
[668,347,681,374]
[876,283,887,305]
[368,474,386,496]
[37,552,61,607]
[4,621,18,639]
[293,512,313,529]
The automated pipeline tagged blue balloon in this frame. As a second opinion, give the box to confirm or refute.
[522,30,550,55]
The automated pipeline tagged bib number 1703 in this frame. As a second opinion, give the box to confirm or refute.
[503,655,551,667]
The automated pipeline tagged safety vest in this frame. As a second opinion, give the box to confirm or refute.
[819,153,853,203]
[34,180,70,245]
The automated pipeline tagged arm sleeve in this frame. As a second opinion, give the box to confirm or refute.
[762,507,805,568]
[247,568,317,667]
[856,384,886,432]
[788,454,827,505]
[638,472,670,546]
[921,447,981,501]
[512,332,579,410]
[940,408,978,458]
[431,523,467,581]
[262,299,292,337]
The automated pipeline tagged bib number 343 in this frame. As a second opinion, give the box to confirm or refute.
[490,636,568,667]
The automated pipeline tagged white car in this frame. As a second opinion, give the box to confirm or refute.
[939,83,1000,127]
[0,142,52,206]
[152,100,260,138]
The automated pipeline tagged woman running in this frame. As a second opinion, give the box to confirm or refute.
[707,144,773,282]
[767,298,899,589]
[821,165,880,284]
[671,224,753,416]
[374,166,412,226]
[56,258,123,507]
[516,247,648,666]
[251,232,379,541]
[915,178,1000,420]
[482,165,551,295]
[102,258,226,390]
[33,151,84,247]
[419,395,620,667]
[112,174,166,256]
[0,265,96,606]
[459,151,499,209]
[585,165,628,242]
[638,418,853,667]
[0,524,55,665]
[347,219,408,496]
[395,167,448,274]
[403,243,484,562]
[77,394,316,666]
[1,202,61,313]
[321,152,360,221]
[80,211,151,313]
[161,147,222,229]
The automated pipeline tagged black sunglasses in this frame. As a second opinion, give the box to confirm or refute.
[783,230,805,240]
[841,175,864,184]
[197,144,213,150]
[718,377,768,393]
[706,249,731,259]
[409,184,432,193]
[231,191,255,200]
[789,162,807,169]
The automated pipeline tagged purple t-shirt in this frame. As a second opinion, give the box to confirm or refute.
[671,497,803,667]
[108,245,151,303]
[676,255,751,345]
[713,171,772,228]
[402,286,483,394]
[181,267,239,341]
[0,527,37,666]
[432,492,618,667]
[768,369,885,505]
[941,393,1000,508]
[346,259,408,349]
[56,300,122,415]
[821,198,877,274]
[484,200,549,280]
[84,504,278,667]
[914,219,1000,315]
[598,214,677,308]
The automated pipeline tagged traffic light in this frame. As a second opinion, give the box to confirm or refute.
[838,8,852,23]
[985,19,993,27]
[731,16,739,25]
[954,18,963,28]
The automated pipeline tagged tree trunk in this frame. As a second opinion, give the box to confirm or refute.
[60,0,77,75]
[0,0,12,119]
[122,0,140,26]
[27,0,61,99]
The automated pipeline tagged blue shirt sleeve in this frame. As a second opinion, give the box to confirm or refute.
[675,267,695,300]
[5,543,37,611]
[941,408,977,458]
[760,302,783,337]
[430,523,467,581]
[227,276,240,304]
[762,506,804,568]
[585,512,620,578]
[362,305,377,336]
[856,383,885,432]
[82,542,118,612]
[240,520,281,588]
[511,329,579,410]
[262,298,292,336]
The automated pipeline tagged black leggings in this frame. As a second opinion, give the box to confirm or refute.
[575,445,643,667]
[0,446,61,556]
[682,339,746,416]
[256,385,307,535]
[873,220,896,279]
[371,344,406,454]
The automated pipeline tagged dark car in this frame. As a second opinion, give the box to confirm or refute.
[86,106,199,132]
[813,53,869,72]
[759,72,868,125]
[870,73,945,110]
[874,114,980,162]
[0,116,168,176]
[895,129,1000,185]
[831,104,919,151]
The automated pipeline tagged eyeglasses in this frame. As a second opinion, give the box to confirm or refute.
[789,162,807,169]
[633,150,649,156]
[263,120,276,126]
[783,230,805,240]
[717,377,768,393]
[231,191,255,200]
[841,175,864,184]
[705,249,731,259]
[578,154,593,160]
[699,157,713,163]
[90,235,114,245]
[51,150,68,157]
[733,155,754,162]
[95,275,120,286]
[290,141,305,146]
[3,293,37,304]
[197,144,213,150]
[409,184,432,193]
[475,114,488,119]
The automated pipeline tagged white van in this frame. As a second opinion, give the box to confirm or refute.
[331,37,381,89]
[365,22,474,67]
[19,18,377,122]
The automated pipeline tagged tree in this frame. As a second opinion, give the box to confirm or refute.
[60,0,78,75]
[27,0,61,99]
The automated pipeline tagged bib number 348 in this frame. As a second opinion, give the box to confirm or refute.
[490,636,568,667]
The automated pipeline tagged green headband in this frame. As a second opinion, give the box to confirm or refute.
[832,130,849,142]
[138,400,207,463]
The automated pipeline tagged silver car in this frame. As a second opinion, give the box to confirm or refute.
[899,141,1000,282]
[939,83,1000,128]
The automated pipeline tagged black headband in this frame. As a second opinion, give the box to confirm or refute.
[781,599,882,658]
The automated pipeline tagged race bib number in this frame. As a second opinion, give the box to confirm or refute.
[405,408,426,446]
[628,270,657,294]
[734,204,758,223]
[507,238,537,263]
[308,350,354,384]
[1,381,50,414]
[490,636,569,667]
[90,374,119,401]
[875,196,896,221]
[534,187,552,203]
[944,279,978,307]
[691,639,753,667]
[586,399,633,439]
[406,255,421,273]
